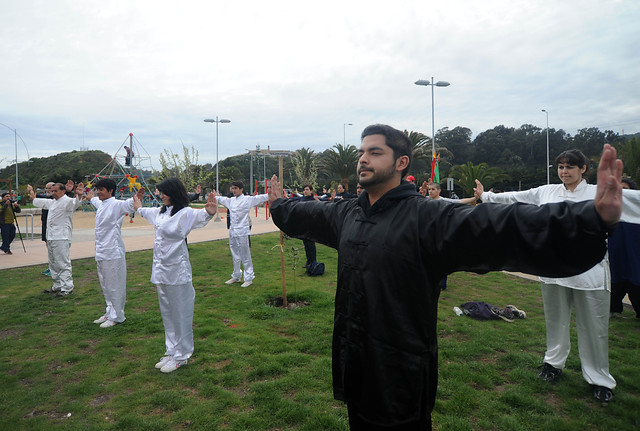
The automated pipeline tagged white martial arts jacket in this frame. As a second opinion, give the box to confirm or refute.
[481,180,640,290]
[33,195,83,241]
[90,196,134,261]
[217,194,268,237]
[137,205,214,285]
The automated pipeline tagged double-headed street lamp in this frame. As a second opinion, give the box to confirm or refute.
[541,109,550,184]
[414,77,450,166]
[204,116,231,221]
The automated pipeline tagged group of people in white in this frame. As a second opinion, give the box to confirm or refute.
[28,178,266,373]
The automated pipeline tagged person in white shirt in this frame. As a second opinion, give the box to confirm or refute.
[86,178,144,328]
[474,149,640,403]
[28,181,85,296]
[134,177,217,373]
[216,181,269,287]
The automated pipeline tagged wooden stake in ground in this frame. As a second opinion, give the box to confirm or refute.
[278,156,288,308]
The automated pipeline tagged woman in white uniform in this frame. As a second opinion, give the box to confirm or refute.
[474,149,640,403]
[134,178,217,373]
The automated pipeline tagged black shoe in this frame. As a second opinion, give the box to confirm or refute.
[56,291,72,297]
[3,250,12,255]
[43,289,58,294]
[593,385,613,403]
[538,363,562,382]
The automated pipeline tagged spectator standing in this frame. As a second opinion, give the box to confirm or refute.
[0,192,21,255]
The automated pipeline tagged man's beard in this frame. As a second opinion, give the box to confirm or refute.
[358,163,396,187]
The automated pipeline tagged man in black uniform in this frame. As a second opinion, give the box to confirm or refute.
[268,124,623,430]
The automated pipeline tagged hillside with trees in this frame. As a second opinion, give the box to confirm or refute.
[0,150,112,190]
[2,126,638,199]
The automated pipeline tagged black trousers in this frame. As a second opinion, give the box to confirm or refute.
[303,239,316,266]
[347,403,431,431]
[611,281,640,317]
[0,223,16,252]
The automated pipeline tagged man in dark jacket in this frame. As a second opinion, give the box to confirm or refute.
[268,124,623,430]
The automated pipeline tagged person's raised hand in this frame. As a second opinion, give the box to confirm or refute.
[418,181,428,196]
[204,190,218,215]
[135,187,145,202]
[267,175,282,205]
[595,144,623,226]
[133,194,142,211]
[473,179,484,200]
[65,180,74,192]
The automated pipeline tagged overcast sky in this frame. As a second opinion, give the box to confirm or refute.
[1,0,639,171]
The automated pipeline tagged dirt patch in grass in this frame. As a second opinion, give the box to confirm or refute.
[266,296,310,310]
[0,328,24,340]
[89,393,114,406]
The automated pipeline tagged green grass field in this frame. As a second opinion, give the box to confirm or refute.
[1,232,638,430]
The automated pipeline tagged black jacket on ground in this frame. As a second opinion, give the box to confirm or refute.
[270,182,609,426]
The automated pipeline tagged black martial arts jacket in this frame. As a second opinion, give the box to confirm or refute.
[270,182,609,426]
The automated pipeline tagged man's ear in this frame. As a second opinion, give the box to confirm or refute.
[396,155,410,172]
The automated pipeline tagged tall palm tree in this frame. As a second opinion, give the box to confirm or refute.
[450,162,509,196]
[292,147,318,188]
[404,130,430,161]
[320,143,359,190]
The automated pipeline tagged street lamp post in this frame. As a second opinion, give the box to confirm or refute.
[204,116,231,221]
[414,77,450,173]
[541,109,550,184]
[343,123,352,146]
[0,122,19,193]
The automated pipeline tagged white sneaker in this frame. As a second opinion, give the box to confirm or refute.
[99,320,119,328]
[241,280,253,287]
[225,278,241,285]
[155,356,172,369]
[93,315,108,324]
[160,359,188,373]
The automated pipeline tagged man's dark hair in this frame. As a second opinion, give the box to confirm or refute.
[302,184,313,191]
[428,182,441,190]
[555,149,588,172]
[622,178,637,190]
[1,192,10,199]
[157,177,190,216]
[94,178,117,196]
[231,181,244,190]
[54,183,65,192]
[361,124,412,177]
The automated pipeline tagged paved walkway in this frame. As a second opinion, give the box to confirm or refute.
[1,207,279,270]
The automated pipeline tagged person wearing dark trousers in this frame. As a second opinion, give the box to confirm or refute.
[0,192,21,255]
[290,184,319,268]
[268,124,623,430]
[609,178,640,318]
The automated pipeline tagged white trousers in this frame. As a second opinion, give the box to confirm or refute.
[97,257,127,323]
[156,282,195,361]
[48,240,73,292]
[541,283,616,389]
[229,235,254,282]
